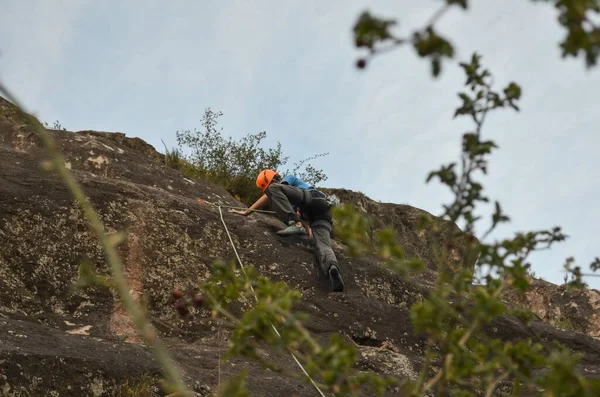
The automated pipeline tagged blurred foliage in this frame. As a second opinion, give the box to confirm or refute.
[352,0,600,74]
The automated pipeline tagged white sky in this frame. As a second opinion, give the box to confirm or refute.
[1,0,599,288]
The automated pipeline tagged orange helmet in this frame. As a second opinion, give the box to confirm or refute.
[256,169,279,192]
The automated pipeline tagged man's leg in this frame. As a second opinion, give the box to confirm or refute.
[311,220,344,292]
[265,183,307,235]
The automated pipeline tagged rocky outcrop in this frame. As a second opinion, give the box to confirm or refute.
[322,188,477,273]
[2,95,600,396]
[502,277,600,340]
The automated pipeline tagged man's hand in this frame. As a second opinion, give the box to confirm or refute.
[228,194,269,218]
[303,223,312,238]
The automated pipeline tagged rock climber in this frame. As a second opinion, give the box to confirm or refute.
[228,170,345,292]
[229,172,312,234]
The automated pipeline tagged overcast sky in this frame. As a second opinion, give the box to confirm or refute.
[2,0,599,288]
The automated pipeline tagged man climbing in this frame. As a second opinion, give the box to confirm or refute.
[229,169,345,292]
[229,172,311,232]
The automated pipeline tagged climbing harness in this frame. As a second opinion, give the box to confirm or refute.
[196,198,276,214]
[216,205,327,397]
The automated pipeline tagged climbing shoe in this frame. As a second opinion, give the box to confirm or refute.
[277,222,306,236]
[328,265,345,292]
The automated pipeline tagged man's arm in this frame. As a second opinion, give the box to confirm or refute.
[229,194,269,216]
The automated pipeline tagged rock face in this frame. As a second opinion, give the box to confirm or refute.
[1,95,600,396]
[502,277,600,340]
[321,188,476,274]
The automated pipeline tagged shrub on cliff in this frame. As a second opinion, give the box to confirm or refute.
[171,107,328,205]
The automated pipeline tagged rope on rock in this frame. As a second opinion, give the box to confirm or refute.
[196,197,276,214]
[217,205,327,397]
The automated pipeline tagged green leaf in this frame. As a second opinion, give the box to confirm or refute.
[590,257,600,272]
[446,0,468,9]
[503,82,522,100]
[352,11,398,50]
[412,27,455,77]
[216,371,250,397]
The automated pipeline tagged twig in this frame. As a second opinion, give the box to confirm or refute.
[424,4,451,29]
[484,372,509,397]
[274,307,322,353]
[421,366,444,395]
[203,290,242,325]
[418,319,480,395]
[411,346,435,396]
[580,272,600,277]
[458,320,479,346]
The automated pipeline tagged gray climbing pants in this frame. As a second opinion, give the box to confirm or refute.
[265,183,338,274]
[265,183,305,224]
[311,219,338,274]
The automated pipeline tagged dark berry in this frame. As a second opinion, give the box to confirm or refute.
[192,294,204,308]
[172,289,183,300]
[356,58,367,69]
[175,301,188,317]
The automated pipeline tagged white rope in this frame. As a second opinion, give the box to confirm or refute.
[217,206,327,397]
[197,198,276,214]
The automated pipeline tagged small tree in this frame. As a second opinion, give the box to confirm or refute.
[175,107,328,205]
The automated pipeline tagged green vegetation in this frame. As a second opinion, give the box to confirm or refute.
[43,120,67,131]
[165,107,328,206]
[111,373,160,397]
